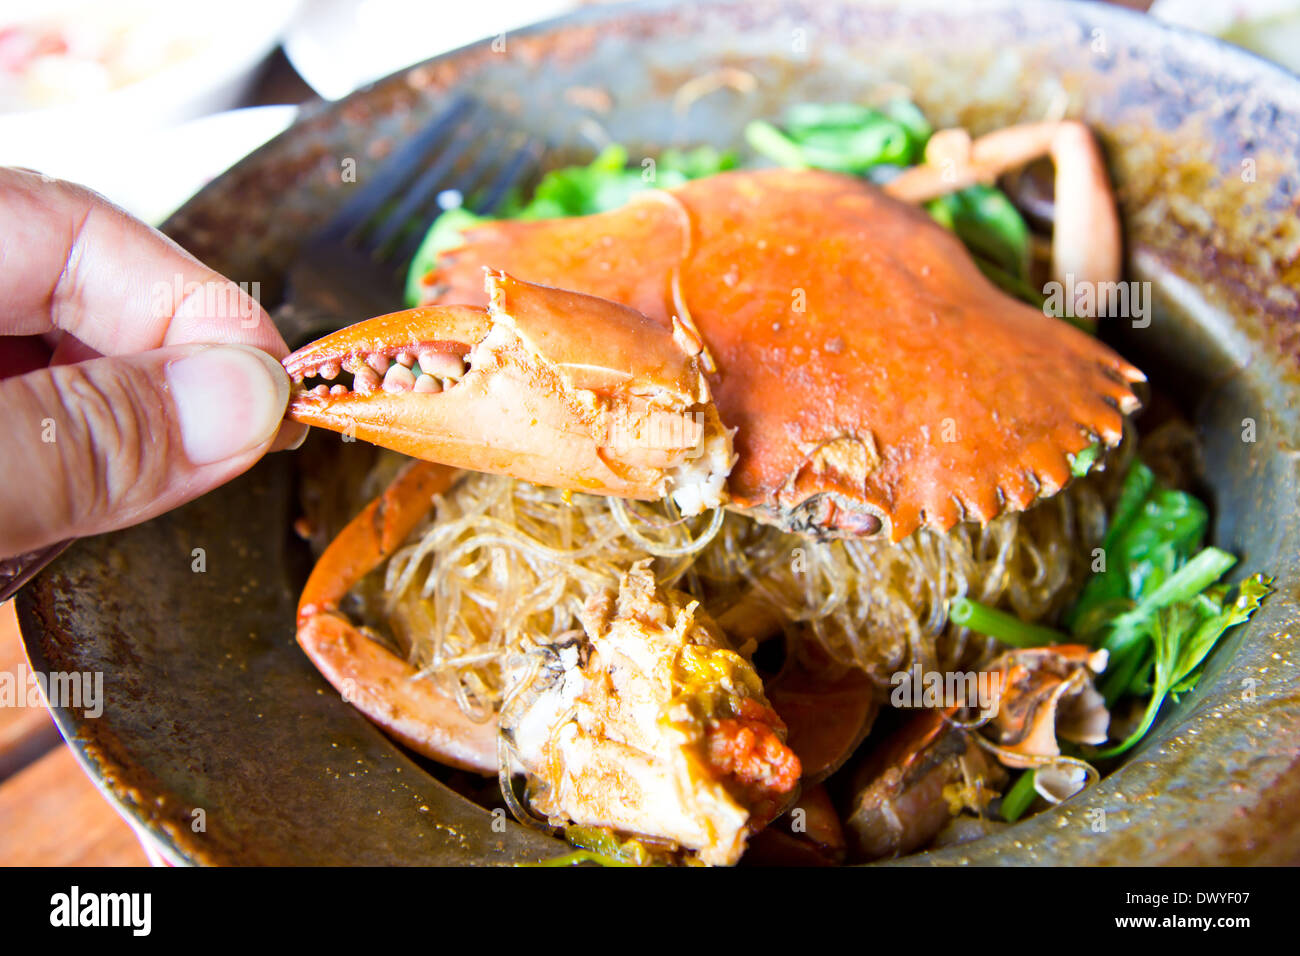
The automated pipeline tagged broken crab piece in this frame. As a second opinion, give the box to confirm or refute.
[982,644,1111,769]
[743,784,847,866]
[844,708,1006,862]
[421,168,1144,540]
[284,270,734,516]
[506,560,800,867]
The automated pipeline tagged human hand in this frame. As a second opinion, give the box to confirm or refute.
[0,167,307,560]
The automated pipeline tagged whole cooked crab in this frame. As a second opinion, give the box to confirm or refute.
[282,120,1141,865]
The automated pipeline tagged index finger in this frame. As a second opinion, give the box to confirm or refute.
[0,166,289,359]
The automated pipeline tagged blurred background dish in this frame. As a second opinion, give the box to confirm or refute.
[0,0,301,118]
[4,0,1300,869]
[0,0,301,215]
[282,0,577,101]
[84,104,299,224]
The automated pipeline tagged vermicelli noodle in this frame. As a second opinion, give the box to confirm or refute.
[358,437,1132,720]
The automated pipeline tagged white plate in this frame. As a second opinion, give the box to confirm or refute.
[25,105,298,225]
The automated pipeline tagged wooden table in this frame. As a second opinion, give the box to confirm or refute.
[0,600,152,865]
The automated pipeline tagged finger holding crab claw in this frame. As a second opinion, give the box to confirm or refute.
[282,269,736,518]
[884,119,1123,294]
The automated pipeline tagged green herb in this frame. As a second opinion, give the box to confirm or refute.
[512,143,735,220]
[926,184,1031,283]
[1064,462,1207,638]
[521,849,636,868]
[516,824,660,867]
[744,101,929,173]
[1100,547,1238,656]
[973,258,1046,310]
[953,455,1270,760]
[1094,573,1272,758]
[404,144,735,306]
[1000,770,1038,822]
[1054,459,1272,751]
[744,102,1038,306]
[949,597,1069,648]
[1069,443,1103,478]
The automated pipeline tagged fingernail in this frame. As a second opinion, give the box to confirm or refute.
[270,419,310,453]
[166,345,290,464]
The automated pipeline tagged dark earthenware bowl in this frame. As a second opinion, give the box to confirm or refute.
[18,0,1300,864]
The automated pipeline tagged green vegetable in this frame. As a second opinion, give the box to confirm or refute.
[1070,443,1103,478]
[744,101,930,173]
[404,144,735,306]
[403,206,491,308]
[953,455,1270,762]
[1100,547,1238,657]
[510,143,738,220]
[1065,462,1208,638]
[518,824,659,867]
[926,184,1031,282]
[744,102,1037,306]
[1054,458,1272,749]
[1094,573,1272,758]
[1000,770,1038,822]
[949,597,1069,648]
[522,849,636,868]
[972,258,1046,309]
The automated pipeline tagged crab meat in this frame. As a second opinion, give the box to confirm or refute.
[284,271,734,516]
[419,167,1144,541]
[503,560,799,865]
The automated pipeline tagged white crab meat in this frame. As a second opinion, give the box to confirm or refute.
[501,560,797,866]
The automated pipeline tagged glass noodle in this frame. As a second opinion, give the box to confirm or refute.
[358,438,1132,722]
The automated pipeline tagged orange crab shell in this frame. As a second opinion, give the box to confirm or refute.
[284,271,721,503]
[423,168,1144,541]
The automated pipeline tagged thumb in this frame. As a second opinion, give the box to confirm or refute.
[0,343,293,557]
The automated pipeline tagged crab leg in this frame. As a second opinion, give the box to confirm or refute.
[283,270,734,516]
[295,458,500,773]
[884,120,1122,289]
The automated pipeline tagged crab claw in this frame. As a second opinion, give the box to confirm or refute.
[283,271,734,515]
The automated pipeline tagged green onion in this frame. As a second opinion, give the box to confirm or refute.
[743,119,808,168]
[1101,547,1237,654]
[950,597,1070,648]
[1001,770,1038,822]
[1098,642,1149,707]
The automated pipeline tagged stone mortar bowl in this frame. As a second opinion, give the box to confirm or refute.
[17,0,1300,864]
